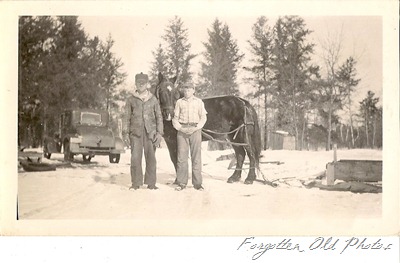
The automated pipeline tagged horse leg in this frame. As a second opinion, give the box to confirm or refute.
[244,146,257,184]
[164,135,180,185]
[227,145,245,183]
[165,137,178,172]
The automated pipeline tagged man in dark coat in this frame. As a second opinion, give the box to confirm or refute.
[123,73,163,190]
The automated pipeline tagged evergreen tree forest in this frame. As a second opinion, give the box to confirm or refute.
[19,15,382,151]
[18,16,126,148]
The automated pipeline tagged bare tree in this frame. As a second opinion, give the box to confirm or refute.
[317,26,347,150]
[336,57,360,148]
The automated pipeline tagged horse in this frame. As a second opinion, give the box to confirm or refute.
[154,73,262,184]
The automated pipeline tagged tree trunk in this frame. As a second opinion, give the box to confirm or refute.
[264,89,268,150]
[327,103,332,151]
[301,118,306,151]
[355,126,360,147]
[347,89,354,148]
[365,113,369,148]
[340,123,343,145]
[372,115,376,148]
[349,110,354,148]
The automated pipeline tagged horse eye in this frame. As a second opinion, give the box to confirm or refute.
[175,91,180,99]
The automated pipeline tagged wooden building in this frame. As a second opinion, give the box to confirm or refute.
[269,131,295,150]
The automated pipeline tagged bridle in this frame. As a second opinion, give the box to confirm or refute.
[155,80,178,121]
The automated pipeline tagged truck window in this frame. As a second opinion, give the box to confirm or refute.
[81,112,102,125]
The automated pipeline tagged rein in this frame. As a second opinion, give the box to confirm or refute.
[201,130,249,147]
[202,123,244,140]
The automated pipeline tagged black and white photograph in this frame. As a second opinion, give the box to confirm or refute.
[0,0,398,260]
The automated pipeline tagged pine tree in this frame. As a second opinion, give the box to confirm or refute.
[198,18,244,97]
[271,16,319,149]
[162,16,195,86]
[358,91,380,148]
[97,35,127,118]
[149,43,168,88]
[18,16,127,147]
[246,16,274,149]
[18,16,57,146]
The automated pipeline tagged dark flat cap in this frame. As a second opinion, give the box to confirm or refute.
[135,72,149,83]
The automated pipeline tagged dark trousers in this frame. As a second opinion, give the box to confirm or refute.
[176,129,202,186]
[130,129,156,187]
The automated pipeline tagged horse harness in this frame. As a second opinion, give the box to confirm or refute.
[156,83,253,148]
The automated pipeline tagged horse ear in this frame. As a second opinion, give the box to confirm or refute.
[170,76,177,84]
[158,72,163,83]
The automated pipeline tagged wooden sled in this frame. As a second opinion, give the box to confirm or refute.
[302,180,382,194]
[20,160,56,172]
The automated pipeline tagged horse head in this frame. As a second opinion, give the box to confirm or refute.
[155,72,181,121]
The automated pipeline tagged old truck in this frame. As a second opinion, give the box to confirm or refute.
[43,108,125,163]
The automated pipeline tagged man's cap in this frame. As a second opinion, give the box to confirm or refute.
[135,73,149,83]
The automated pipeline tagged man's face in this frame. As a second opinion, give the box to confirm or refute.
[183,87,194,99]
[136,81,147,93]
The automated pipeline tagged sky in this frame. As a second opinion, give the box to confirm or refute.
[0,0,397,132]
[78,14,382,107]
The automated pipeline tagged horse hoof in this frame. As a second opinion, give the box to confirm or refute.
[227,178,239,183]
[244,180,254,185]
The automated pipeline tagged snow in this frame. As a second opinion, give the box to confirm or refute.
[10,143,397,235]
[274,130,289,135]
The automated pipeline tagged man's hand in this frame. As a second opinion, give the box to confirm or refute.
[180,126,196,135]
[123,134,130,147]
[186,126,197,134]
[152,133,163,147]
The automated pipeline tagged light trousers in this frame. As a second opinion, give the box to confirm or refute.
[176,129,202,186]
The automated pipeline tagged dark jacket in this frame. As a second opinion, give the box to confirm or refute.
[123,91,163,137]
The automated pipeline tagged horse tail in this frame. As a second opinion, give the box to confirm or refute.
[251,107,262,166]
[241,98,261,167]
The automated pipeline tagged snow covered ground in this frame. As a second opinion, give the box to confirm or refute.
[10,143,397,235]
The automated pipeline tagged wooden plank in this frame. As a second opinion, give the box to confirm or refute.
[228,160,284,169]
[18,151,42,158]
[334,160,382,182]
[326,163,335,186]
[333,144,337,162]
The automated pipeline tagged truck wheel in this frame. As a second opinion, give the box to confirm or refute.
[109,154,120,163]
[44,152,52,159]
[64,142,74,161]
[82,155,92,162]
